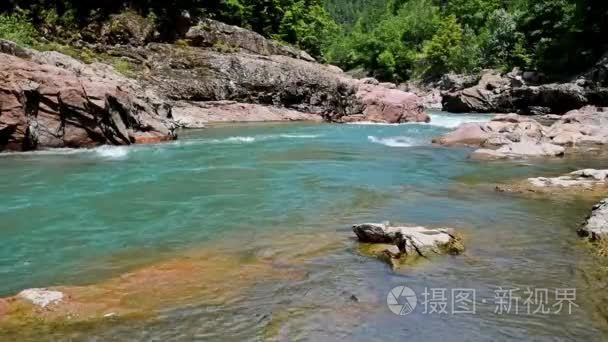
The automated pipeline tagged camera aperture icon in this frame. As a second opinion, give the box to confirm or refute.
[387,286,417,315]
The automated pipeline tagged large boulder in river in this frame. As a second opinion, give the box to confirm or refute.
[352,223,463,262]
[346,84,428,123]
[433,113,567,159]
[545,106,608,146]
[0,41,175,151]
[433,114,546,148]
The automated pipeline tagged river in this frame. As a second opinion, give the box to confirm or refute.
[0,112,607,340]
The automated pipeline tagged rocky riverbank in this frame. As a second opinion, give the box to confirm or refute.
[0,16,434,152]
[432,106,608,159]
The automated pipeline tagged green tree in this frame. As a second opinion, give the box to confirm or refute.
[420,14,465,76]
[481,9,529,69]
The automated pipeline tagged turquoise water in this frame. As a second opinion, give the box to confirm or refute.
[1,112,607,340]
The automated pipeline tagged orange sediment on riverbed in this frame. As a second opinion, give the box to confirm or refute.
[0,230,347,330]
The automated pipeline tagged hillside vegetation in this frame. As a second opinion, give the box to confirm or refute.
[1,0,607,82]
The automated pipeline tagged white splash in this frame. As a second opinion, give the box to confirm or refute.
[279,134,320,139]
[93,145,130,159]
[347,121,400,126]
[427,113,492,128]
[346,113,492,129]
[368,136,417,147]
[223,136,256,143]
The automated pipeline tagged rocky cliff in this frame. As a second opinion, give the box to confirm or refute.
[0,17,429,151]
[441,69,608,115]
[0,41,176,151]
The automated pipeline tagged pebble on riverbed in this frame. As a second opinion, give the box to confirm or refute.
[17,288,64,308]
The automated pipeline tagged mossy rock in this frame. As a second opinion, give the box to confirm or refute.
[100,10,157,46]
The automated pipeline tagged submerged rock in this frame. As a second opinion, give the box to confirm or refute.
[17,288,64,308]
[529,169,608,188]
[352,223,463,266]
[495,169,608,196]
[579,199,608,241]
[472,141,565,159]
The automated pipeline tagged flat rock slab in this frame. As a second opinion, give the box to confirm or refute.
[528,169,608,188]
[579,199,608,241]
[17,288,64,308]
[352,223,463,265]
[495,169,608,196]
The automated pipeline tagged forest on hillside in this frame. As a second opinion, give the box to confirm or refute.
[1,0,607,82]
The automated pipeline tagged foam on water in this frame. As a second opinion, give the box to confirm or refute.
[347,112,492,129]
[427,112,492,128]
[367,136,417,147]
[182,134,321,146]
[93,146,130,159]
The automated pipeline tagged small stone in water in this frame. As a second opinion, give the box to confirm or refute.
[18,288,63,308]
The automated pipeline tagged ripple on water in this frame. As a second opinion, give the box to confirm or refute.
[1,115,607,340]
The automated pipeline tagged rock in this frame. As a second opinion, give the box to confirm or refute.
[433,114,546,149]
[472,141,565,159]
[527,169,608,189]
[379,82,397,89]
[0,50,176,151]
[352,223,462,258]
[352,84,428,123]
[171,101,323,127]
[545,106,608,146]
[360,78,379,85]
[512,83,589,114]
[432,122,491,147]
[185,19,315,62]
[99,11,157,46]
[441,68,605,114]
[401,82,442,110]
[439,73,481,91]
[18,288,64,308]
[442,70,512,113]
[581,52,608,87]
[578,199,608,240]
[522,71,545,85]
[129,43,426,124]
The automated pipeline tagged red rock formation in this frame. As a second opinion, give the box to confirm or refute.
[0,51,175,151]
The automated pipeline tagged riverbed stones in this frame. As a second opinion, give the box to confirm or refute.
[352,223,463,265]
[578,199,608,241]
[17,288,64,308]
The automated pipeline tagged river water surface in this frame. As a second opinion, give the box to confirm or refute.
[1,112,607,340]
